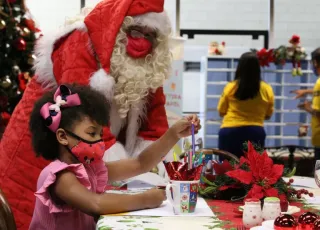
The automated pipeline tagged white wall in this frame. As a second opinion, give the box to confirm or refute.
[27,0,320,49]
[164,0,320,50]
[26,0,80,34]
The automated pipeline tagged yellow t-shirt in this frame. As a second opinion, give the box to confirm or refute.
[217,81,274,128]
[311,78,320,147]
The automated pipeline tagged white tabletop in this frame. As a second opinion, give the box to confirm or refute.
[97,176,320,230]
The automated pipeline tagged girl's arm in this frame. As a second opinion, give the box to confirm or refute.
[53,171,165,216]
[106,115,200,183]
[106,128,178,182]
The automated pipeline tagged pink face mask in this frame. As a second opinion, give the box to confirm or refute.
[66,131,105,164]
[126,35,152,59]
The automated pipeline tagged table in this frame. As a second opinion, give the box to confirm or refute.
[97,177,320,230]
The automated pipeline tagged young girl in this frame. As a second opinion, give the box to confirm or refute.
[29,84,200,230]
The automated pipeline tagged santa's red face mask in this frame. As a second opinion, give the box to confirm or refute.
[126,28,154,59]
[126,35,152,58]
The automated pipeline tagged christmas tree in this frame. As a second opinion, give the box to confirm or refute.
[0,0,39,137]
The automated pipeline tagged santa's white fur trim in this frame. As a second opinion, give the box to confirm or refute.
[89,69,115,101]
[109,103,124,137]
[132,138,154,158]
[33,21,87,88]
[125,100,147,154]
[132,138,170,178]
[133,11,171,36]
[103,142,128,162]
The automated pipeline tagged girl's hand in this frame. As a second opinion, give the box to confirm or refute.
[170,114,201,139]
[143,188,166,209]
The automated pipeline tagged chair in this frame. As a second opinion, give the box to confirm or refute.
[0,189,16,230]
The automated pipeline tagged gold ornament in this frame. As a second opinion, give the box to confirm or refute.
[0,19,5,30]
[21,27,30,36]
[0,76,12,89]
[27,54,36,65]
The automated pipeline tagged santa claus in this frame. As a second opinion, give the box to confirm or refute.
[0,0,172,229]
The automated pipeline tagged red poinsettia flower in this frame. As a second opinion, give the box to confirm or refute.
[213,160,233,175]
[226,142,284,199]
[257,48,274,67]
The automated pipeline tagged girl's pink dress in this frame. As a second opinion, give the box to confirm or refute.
[29,160,108,230]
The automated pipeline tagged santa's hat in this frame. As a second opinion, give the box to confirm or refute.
[85,0,171,73]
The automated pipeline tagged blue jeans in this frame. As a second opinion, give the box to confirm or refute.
[218,126,266,158]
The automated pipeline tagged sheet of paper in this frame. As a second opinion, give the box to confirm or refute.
[124,172,168,189]
[104,194,214,217]
[283,177,318,189]
[304,196,320,205]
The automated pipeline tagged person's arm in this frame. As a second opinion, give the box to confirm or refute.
[291,88,313,99]
[299,82,320,117]
[217,87,229,117]
[53,171,165,216]
[265,86,275,120]
[305,89,314,94]
[106,115,200,183]
[298,101,320,117]
[106,129,177,182]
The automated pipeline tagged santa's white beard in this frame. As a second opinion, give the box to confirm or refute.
[109,25,172,119]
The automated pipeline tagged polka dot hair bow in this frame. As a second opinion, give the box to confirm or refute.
[40,85,81,132]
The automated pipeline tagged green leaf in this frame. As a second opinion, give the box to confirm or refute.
[201,175,217,186]
[98,227,113,230]
[117,220,136,223]
[283,167,296,177]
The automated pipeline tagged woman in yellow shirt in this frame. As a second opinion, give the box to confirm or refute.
[217,52,274,157]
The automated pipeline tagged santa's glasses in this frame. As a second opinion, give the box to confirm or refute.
[127,28,157,44]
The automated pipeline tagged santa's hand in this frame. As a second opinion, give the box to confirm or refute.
[170,115,201,138]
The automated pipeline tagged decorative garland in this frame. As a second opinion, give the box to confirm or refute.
[252,35,307,76]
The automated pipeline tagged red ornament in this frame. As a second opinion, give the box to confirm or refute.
[14,38,26,51]
[24,19,41,32]
[8,0,16,3]
[274,214,298,230]
[298,212,318,230]
[314,219,320,230]
[0,112,11,126]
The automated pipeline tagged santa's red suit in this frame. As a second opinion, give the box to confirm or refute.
[0,0,172,229]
